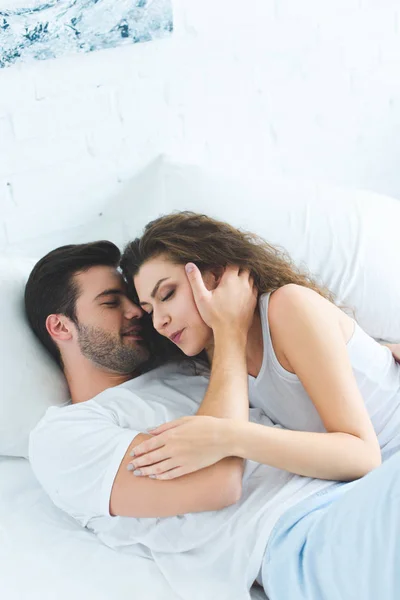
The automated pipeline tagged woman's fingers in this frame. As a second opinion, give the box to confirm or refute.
[185,263,209,303]
[152,467,186,480]
[130,433,166,457]
[129,447,168,470]
[129,459,179,478]
[147,419,184,435]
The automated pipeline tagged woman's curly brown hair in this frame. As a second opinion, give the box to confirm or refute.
[120,211,334,303]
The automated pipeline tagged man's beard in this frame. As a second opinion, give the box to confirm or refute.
[76,323,149,374]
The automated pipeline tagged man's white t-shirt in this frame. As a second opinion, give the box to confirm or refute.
[29,362,339,600]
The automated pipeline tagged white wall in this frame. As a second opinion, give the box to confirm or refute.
[1,0,400,253]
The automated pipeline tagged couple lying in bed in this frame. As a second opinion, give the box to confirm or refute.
[27,211,400,600]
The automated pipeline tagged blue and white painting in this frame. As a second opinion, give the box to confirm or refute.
[0,0,173,68]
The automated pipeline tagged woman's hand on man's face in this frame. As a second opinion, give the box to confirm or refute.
[185,263,258,336]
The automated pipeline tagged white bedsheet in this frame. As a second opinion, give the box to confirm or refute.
[0,457,267,600]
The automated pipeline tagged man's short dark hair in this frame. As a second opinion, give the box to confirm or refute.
[24,241,120,369]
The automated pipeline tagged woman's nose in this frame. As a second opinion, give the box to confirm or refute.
[153,309,170,333]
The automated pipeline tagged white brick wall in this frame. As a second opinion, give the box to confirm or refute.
[1,0,400,253]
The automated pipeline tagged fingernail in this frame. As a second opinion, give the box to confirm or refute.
[149,475,157,479]
[129,450,135,457]
[133,469,142,476]
[126,464,134,471]
[145,424,161,433]
[185,263,194,273]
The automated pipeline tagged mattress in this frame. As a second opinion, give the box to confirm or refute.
[0,457,267,600]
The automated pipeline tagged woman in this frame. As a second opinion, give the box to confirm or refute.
[120,211,400,481]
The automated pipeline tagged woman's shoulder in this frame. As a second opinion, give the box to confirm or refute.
[267,284,353,341]
[259,285,320,332]
[268,283,326,314]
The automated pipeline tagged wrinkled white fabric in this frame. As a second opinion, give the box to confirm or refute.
[29,361,336,600]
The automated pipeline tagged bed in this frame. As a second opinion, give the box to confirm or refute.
[2,158,400,600]
[0,456,266,599]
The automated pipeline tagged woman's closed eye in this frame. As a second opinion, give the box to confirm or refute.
[161,289,175,302]
[141,289,175,316]
[143,290,174,318]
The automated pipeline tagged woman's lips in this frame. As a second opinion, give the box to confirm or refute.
[171,329,184,344]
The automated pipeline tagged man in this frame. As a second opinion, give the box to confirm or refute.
[26,241,400,600]
[25,241,248,518]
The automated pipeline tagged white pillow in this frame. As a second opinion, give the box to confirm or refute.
[0,258,69,458]
[101,157,400,342]
[3,156,400,457]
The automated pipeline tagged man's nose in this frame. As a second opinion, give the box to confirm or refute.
[124,299,143,319]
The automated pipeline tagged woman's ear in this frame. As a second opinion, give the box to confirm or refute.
[202,267,224,291]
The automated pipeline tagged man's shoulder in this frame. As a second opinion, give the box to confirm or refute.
[29,360,207,459]
[28,387,135,478]
[29,391,123,455]
[34,376,145,428]
[32,395,109,430]
[138,359,209,381]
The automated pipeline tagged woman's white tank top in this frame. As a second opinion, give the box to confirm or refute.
[249,293,400,460]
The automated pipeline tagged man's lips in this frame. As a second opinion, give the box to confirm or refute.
[122,327,143,339]
[170,329,184,344]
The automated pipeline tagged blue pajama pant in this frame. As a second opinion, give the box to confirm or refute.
[262,452,400,600]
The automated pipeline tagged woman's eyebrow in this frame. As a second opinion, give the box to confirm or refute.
[138,278,171,306]
[150,278,170,298]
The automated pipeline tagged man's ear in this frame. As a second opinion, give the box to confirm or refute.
[46,314,74,342]
[202,267,224,291]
